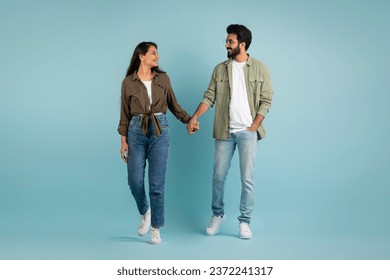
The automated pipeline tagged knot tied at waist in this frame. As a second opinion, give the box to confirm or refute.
[140,111,163,137]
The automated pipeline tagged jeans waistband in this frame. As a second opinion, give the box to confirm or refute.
[132,112,164,117]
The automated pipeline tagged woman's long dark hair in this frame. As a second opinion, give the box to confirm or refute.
[125,41,165,77]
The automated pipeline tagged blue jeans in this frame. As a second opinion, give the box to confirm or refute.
[127,114,169,228]
[212,130,258,224]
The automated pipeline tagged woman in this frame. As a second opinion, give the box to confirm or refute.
[118,42,191,244]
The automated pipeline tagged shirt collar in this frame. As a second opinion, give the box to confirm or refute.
[131,70,160,81]
[225,54,253,66]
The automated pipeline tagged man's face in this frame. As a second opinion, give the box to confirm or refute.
[225,34,240,58]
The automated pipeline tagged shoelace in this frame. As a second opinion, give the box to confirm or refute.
[151,229,160,240]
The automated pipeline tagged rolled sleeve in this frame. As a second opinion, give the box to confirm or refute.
[166,76,191,124]
[117,80,130,136]
[257,65,273,117]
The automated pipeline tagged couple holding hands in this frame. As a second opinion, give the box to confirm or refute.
[118,24,273,244]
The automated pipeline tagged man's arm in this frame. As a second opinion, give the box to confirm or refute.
[186,66,218,134]
[248,114,264,131]
[257,64,273,117]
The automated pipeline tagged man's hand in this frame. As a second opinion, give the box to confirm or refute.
[247,124,258,131]
[247,114,264,131]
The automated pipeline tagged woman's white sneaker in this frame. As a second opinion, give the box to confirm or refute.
[149,227,161,244]
[138,209,151,236]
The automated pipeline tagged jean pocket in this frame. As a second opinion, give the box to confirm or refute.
[156,115,169,128]
[128,116,140,128]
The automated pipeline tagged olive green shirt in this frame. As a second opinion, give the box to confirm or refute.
[201,55,274,140]
[118,72,191,137]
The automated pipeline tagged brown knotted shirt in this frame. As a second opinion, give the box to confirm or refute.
[117,71,190,137]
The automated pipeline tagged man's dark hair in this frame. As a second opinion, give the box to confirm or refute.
[226,24,252,51]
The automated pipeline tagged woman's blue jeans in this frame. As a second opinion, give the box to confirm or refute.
[126,114,169,228]
[212,130,258,224]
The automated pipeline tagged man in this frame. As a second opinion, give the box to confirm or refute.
[187,24,273,239]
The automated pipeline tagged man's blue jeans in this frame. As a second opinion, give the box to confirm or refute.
[212,130,258,224]
[127,114,169,228]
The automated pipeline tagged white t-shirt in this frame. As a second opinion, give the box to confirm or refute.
[229,60,252,133]
[142,80,152,109]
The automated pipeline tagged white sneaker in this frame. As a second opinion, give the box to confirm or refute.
[239,223,253,239]
[149,227,161,244]
[138,209,151,236]
[206,214,227,235]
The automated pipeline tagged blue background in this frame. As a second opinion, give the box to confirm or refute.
[1,0,389,259]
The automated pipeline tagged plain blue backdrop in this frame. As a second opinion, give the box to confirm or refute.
[0,0,389,259]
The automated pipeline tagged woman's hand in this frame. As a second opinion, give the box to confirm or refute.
[120,136,128,163]
[120,143,128,162]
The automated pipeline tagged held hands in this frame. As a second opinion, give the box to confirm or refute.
[186,118,200,134]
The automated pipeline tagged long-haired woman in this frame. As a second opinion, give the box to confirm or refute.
[118,42,191,244]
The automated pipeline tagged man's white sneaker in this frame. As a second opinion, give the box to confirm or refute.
[149,227,161,244]
[138,209,151,236]
[206,214,227,235]
[239,222,253,239]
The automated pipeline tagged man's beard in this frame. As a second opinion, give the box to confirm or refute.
[227,45,240,58]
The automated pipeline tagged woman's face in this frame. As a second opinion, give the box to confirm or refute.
[140,46,159,68]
